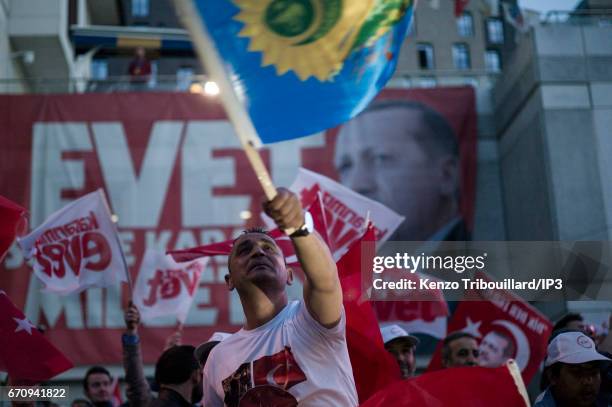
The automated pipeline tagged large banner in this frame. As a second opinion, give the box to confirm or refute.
[0,88,476,365]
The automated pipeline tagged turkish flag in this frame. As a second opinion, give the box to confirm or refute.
[110,376,123,407]
[0,194,27,261]
[338,225,402,402]
[0,291,73,384]
[427,271,553,383]
[455,0,470,16]
[360,361,529,407]
[168,191,330,265]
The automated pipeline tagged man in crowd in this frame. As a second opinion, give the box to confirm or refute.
[194,332,232,367]
[151,345,202,407]
[203,188,358,406]
[535,331,610,407]
[478,330,515,368]
[122,303,224,406]
[441,331,479,368]
[553,313,584,332]
[334,100,467,242]
[82,366,113,407]
[380,324,419,379]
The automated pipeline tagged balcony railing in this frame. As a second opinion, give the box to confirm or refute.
[542,9,612,25]
[0,74,215,94]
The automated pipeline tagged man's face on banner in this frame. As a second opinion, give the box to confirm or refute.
[478,331,512,368]
[335,106,458,241]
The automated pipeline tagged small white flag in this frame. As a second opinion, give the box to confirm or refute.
[19,189,127,295]
[133,249,207,324]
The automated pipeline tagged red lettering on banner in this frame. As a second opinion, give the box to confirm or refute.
[39,244,66,277]
[327,212,359,252]
[144,268,200,306]
[61,236,82,275]
[34,231,111,278]
[82,232,111,271]
[374,301,446,323]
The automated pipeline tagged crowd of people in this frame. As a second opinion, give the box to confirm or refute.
[3,187,611,406]
[38,189,606,407]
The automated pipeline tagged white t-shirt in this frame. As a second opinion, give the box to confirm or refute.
[203,300,358,407]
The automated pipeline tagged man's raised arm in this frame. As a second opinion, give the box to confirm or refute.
[264,188,342,328]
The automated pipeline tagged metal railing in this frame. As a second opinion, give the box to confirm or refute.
[542,9,612,25]
[0,71,503,94]
[0,74,214,94]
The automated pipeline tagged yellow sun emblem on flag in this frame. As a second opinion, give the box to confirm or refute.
[233,0,375,81]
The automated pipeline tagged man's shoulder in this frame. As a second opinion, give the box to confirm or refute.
[533,388,556,407]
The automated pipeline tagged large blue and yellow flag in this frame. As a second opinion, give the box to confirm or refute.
[184,0,414,144]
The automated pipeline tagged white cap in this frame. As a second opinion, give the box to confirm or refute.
[380,324,419,346]
[194,332,232,364]
[545,331,611,367]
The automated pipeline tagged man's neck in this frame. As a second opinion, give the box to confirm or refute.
[240,289,288,330]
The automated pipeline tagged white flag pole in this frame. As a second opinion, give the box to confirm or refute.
[98,189,134,298]
[173,0,277,201]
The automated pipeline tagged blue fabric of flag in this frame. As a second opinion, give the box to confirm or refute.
[193,0,414,144]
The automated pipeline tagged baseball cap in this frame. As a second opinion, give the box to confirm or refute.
[194,332,232,365]
[380,324,419,346]
[544,331,611,367]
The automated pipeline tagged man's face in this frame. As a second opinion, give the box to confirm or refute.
[478,332,510,368]
[226,233,290,293]
[444,337,479,368]
[385,339,416,379]
[85,373,112,403]
[335,107,455,241]
[551,362,601,407]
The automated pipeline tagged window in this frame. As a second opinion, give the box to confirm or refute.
[452,43,471,70]
[132,0,149,17]
[487,18,504,44]
[176,67,194,90]
[91,59,108,80]
[416,43,434,70]
[485,49,502,72]
[457,12,474,37]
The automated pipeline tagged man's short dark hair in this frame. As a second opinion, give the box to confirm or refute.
[442,331,476,361]
[228,227,277,274]
[155,345,199,386]
[83,366,111,391]
[361,100,459,159]
[553,313,583,333]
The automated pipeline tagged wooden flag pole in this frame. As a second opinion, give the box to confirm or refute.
[173,0,277,201]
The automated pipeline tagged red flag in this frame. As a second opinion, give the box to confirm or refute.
[360,361,529,407]
[110,376,123,407]
[427,271,552,383]
[0,291,73,384]
[455,0,470,16]
[338,225,402,402]
[0,194,27,261]
[168,191,329,265]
